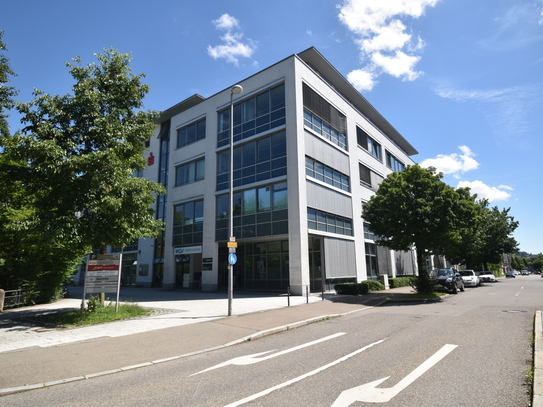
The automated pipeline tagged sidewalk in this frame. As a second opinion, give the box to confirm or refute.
[0,285,412,394]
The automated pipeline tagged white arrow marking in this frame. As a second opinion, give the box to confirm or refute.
[191,332,346,376]
[332,343,458,406]
[224,338,387,407]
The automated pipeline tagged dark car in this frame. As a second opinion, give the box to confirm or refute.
[505,271,515,278]
[432,268,465,294]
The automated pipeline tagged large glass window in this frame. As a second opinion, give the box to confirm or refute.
[359,163,372,187]
[217,83,285,147]
[175,158,205,187]
[303,83,347,151]
[386,151,405,172]
[357,126,382,161]
[307,208,353,236]
[306,156,350,192]
[177,118,206,149]
[216,131,287,191]
[173,199,204,246]
[364,222,377,240]
[216,181,288,241]
[365,243,379,280]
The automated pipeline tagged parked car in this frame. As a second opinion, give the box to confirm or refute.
[479,271,496,283]
[505,271,516,278]
[521,270,530,275]
[458,269,480,287]
[432,268,465,293]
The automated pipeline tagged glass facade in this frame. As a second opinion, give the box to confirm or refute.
[217,83,285,147]
[386,151,405,172]
[219,240,289,291]
[216,181,288,241]
[177,117,206,149]
[302,83,347,151]
[357,126,382,161]
[307,208,353,236]
[365,242,379,280]
[175,158,205,187]
[216,131,287,191]
[173,199,204,246]
[305,156,350,192]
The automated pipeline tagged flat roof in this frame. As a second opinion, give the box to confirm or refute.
[155,47,418,157]
[296,47,418,156]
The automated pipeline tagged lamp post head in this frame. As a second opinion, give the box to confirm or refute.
[231,85,243,95]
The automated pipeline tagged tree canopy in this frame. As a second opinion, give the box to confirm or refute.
[0,47,164,302]
[363,164,520,292]
[447,199,518,270]
[362,165,477,293]
[0,30,18,137]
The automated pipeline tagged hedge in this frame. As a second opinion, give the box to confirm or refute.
[334,280,385,295]
[388,276,416,289]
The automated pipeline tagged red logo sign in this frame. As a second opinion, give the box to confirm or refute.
[147,152,155,166]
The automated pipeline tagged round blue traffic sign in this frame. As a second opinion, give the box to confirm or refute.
[228,253,237,265]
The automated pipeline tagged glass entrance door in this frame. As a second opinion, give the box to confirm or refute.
[175,255,190,289]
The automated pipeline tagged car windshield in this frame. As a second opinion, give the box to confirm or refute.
[437,269,453,277]
[459,271,473,276]
[481,272,492,275]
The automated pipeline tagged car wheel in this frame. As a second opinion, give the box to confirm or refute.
[451,284,458,294]
[460,281,464,292]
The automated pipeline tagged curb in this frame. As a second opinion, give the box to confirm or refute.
[534,310,543,407]
[0,307,373,397]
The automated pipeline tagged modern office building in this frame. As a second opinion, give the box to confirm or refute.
[131,47,419,294]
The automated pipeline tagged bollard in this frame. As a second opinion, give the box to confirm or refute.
[287,286,290,307]
[0,289,4,312]
[322,285,324,301]
[306,285,309,304]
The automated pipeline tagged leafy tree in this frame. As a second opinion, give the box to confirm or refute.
[0,30,18,137]
[1,49,164,302]
[531,254,543,271]
[448,200,518,270]
[362,165,476,294]
[511,254,528,270]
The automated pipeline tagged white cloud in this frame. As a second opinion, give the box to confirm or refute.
[208,13,256,65]
[371,50,421,80]
[338,0,439,91]
[480,2,543,50]
[457,180,512,202]
[212,14,239,31]
[347,69,376,91]
[435,84,542,149]
[420,145,479,178]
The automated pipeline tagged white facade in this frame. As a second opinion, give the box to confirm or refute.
[129,48,418,294]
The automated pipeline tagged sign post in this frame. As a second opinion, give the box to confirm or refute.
[82,253,123,312]
[227,237,237,316]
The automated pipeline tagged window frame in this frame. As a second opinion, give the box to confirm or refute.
[175,157,205,187]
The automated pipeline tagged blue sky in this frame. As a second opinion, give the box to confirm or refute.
[2,0,543,254]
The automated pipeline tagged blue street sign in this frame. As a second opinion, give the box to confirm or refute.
[228,253,237,265]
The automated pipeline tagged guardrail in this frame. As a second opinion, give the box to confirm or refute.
[0,289,25,312]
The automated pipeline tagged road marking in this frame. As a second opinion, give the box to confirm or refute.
[223,338,386,407]
[191,332,346,376]
[331,343,458,406]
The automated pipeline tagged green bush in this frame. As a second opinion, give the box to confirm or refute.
[334,280,385,295]
[389,277,416,288]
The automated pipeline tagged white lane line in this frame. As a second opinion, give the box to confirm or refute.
[223,338,387,407]
[192,332,346,376]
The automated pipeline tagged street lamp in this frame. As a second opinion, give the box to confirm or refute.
[228,84,243,316]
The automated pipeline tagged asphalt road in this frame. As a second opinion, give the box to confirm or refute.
[3,275,541,406]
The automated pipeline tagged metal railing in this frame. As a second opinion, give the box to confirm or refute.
[0,289,24,311]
